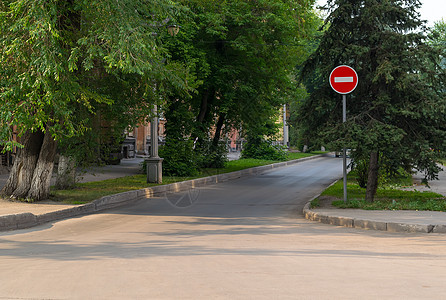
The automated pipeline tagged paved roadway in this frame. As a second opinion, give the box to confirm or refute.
[1,156,446,299]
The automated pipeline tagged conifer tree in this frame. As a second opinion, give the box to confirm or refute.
[299,0,446,202]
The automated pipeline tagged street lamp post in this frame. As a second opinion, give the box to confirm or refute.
[146,105,163,183]
[146,23,180,184]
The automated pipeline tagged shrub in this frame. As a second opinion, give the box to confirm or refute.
[159,140,200,177]
[199,141,228,169]
[242,137,287,161]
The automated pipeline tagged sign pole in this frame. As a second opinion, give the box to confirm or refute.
[343,94,347,203]
[329,65,358,204]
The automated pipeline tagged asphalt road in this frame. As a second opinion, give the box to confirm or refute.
[1,156,446,299]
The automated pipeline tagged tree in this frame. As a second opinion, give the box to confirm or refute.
[288,10,325,150]
[0,0,187,201]
[298,0,446,202]
[159,0,318,173]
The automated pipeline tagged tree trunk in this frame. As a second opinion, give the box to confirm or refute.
[212,113,226,147]
[55,155,77,189]
[1,129,57,201]
[196,88,215,124]
[197,89,209,123]
[1,131,44,199]
[194,88,215,147]
[365,151,379,203]
[27,130,58,201]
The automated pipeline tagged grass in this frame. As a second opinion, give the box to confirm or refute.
[50,151,325,204]
[287,151,324,160]
[313,171,446,211]
[51,175,183,204]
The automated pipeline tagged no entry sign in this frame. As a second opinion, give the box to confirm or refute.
[329,65,358,94]
[329,65,358,203]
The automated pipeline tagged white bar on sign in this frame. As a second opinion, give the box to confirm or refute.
[334,77,354,83]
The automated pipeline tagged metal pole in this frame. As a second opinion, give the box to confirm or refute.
[343,94,347,203]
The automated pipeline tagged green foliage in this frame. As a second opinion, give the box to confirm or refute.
[288,87,309,149]
[198,141,228,169]
[288,13,325,149]
[241,118,287,160]
[0,0,188,156]
[162,110,196,176]
[352,159,369,188]
[161,97,200,176]
[242,140,287,161]
[160,137,228,176]
[428,20,446,71]
[159,0,318,164]
[159,141,199,177]
[350,159,413,189]
[332,196,446,212]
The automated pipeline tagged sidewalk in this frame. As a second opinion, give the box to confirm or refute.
[1,155,446,233]
[304,166,446,233]
[0,158,145,222]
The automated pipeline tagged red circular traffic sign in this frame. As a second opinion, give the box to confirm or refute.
[329,65,358,94]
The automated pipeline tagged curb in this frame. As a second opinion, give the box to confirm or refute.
[303,202,446,234]
[0,154,323,231]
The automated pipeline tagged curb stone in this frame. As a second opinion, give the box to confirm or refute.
[0,154,322,231]
[0,213,36,231]
[303,201,446,234]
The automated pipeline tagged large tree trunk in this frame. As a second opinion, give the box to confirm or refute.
[365,151,379,203]
[27,130,58,200]
[1,129,57,201]
[1,131,44,199]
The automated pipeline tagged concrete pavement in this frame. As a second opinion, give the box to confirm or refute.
[1,154,446,233]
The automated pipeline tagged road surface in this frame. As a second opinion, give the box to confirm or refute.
[1,156,446,299]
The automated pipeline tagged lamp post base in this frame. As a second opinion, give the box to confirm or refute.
[146,157,163,183]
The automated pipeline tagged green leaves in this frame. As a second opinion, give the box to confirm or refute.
[0,0,188,153]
